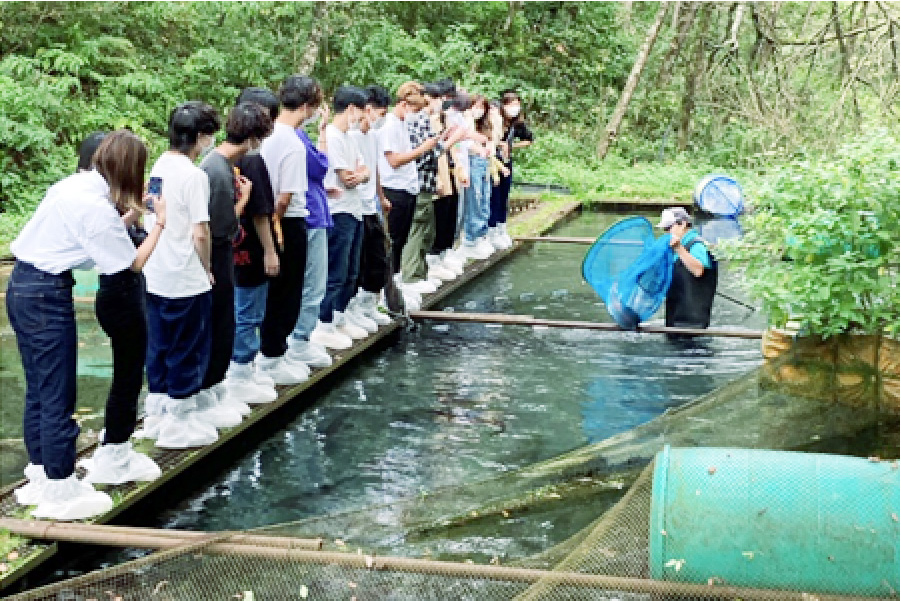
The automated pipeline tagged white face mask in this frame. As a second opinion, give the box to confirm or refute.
[303,111,320,128]
[349,119,361,131]
[471,108,484,120]
[373,116,386,129]
[504,104,521,118]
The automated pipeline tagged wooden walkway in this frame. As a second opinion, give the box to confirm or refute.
[0,203,583,593]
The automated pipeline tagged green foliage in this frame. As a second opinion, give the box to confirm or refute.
[720,133,901,338]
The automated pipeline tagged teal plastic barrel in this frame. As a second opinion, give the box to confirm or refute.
[650,446,900,596]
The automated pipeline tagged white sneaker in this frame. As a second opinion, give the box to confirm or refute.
[335,311,367,340]
[402,290,421,311]
[257,355,308,385]
[213,379,254,415]
[496,223,514,249]
[359,291,392,326]
[345,299,378,333]
[287,339,333,368]
[31,475,113,521]
[80,441,161,485]
[404,279,437,294]
[155,396,219,449]
[486,227,504,251]
[461,239,492,260]
[282,354,312,380]
[441,250,465,275]
[193,388,243,429]
[14,463,48,506]
[310,320,353,350]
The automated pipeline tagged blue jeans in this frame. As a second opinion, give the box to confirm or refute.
[145,291,212,400]
[232,282,268,365]
[291,227,328,341]
[320,213,363,323]
[6,261,78,479]
[463,155,490,242]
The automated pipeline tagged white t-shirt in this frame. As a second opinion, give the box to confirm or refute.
[377,112,419,195]
[349,129,378,215]
[143,152,212,298]
[11,170,136,275]
[324,123,364,220]
[261,122,309,218]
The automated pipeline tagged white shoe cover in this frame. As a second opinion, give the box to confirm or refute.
[496,223,513,249]
[155,396,219,449]
[345,302,378,333]
[311,321,354,350]
[80,441,161,485]
[282,355,311,380]
[213,380,253,415]
[335,312,368,340]
[402,289,422,311]
[359,292,393,326]
[440,251,465,275]
[287,339,333,368]
[14,463,48,506]
[487,227,505,251]
[405,279,437,294]
[224,363,275,406]
[31,475,113,521]
[475,237,496,257]
[193,388,243,429]
[462,240,492,260]
[257,356,307,385]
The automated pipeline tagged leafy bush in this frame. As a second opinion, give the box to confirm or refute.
[720,133,900,337]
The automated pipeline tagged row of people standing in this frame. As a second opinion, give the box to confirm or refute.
[7,75,531,521]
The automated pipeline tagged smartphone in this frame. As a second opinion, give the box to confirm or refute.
[146,176,162,211]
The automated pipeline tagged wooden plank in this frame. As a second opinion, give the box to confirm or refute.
[410,310,764,339]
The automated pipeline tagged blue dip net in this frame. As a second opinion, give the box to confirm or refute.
[694,174,744,216]
[582,216,674,329]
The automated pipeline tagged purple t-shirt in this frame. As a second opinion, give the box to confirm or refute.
[296,128,332,229]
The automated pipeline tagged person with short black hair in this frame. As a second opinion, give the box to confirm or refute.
[228,87,286,398]
[139,101,222,450]
[316,85,372,343]
[257,75,318,383]
[196,102,274,421]
[8,129,166,519]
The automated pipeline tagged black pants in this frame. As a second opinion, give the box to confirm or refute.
[95,270,146,445]
[261,216,307,358]
[358,213,391,293]
[431,179,459,254]
[201,240,236,390]
[384,188,417,274]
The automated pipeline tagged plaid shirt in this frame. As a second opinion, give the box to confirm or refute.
[406,111,446,195]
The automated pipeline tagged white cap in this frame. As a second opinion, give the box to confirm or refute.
[656,207,691,229]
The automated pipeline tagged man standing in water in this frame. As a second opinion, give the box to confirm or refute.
[657,207,718,330]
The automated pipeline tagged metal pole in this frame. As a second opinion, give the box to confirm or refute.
[409,310,764,339]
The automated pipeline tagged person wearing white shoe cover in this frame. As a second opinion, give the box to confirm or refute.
[7,130,163,519]
[227,87,284,404]
[320,86,372,343]
[489,90,532,248]
[258,76,320,386]
[195,102,273,428]
[347,86,394,330]
[143,101,221,450]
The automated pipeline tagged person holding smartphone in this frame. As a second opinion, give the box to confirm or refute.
[8,130,166,520]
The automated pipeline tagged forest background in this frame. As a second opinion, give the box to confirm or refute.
[0,1,898,334]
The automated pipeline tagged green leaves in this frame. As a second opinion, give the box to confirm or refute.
[721,132,900,338]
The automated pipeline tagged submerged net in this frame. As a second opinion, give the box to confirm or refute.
[8,338,899,601]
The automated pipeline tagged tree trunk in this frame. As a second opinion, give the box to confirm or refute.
[297,1,328,74]
[678,3,713,151]
[597,1,669,159]
[656,1,700,88]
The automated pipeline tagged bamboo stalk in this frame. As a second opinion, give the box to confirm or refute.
[0,518,322,551]
[410,310,764,339]
[0,519,877,601]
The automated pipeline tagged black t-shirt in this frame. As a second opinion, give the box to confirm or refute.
[200,151,240,243]
[500,121,534,167]
[233,153,276,288]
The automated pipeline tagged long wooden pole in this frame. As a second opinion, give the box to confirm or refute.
[0,520,871,601]
[409,310,763,339]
